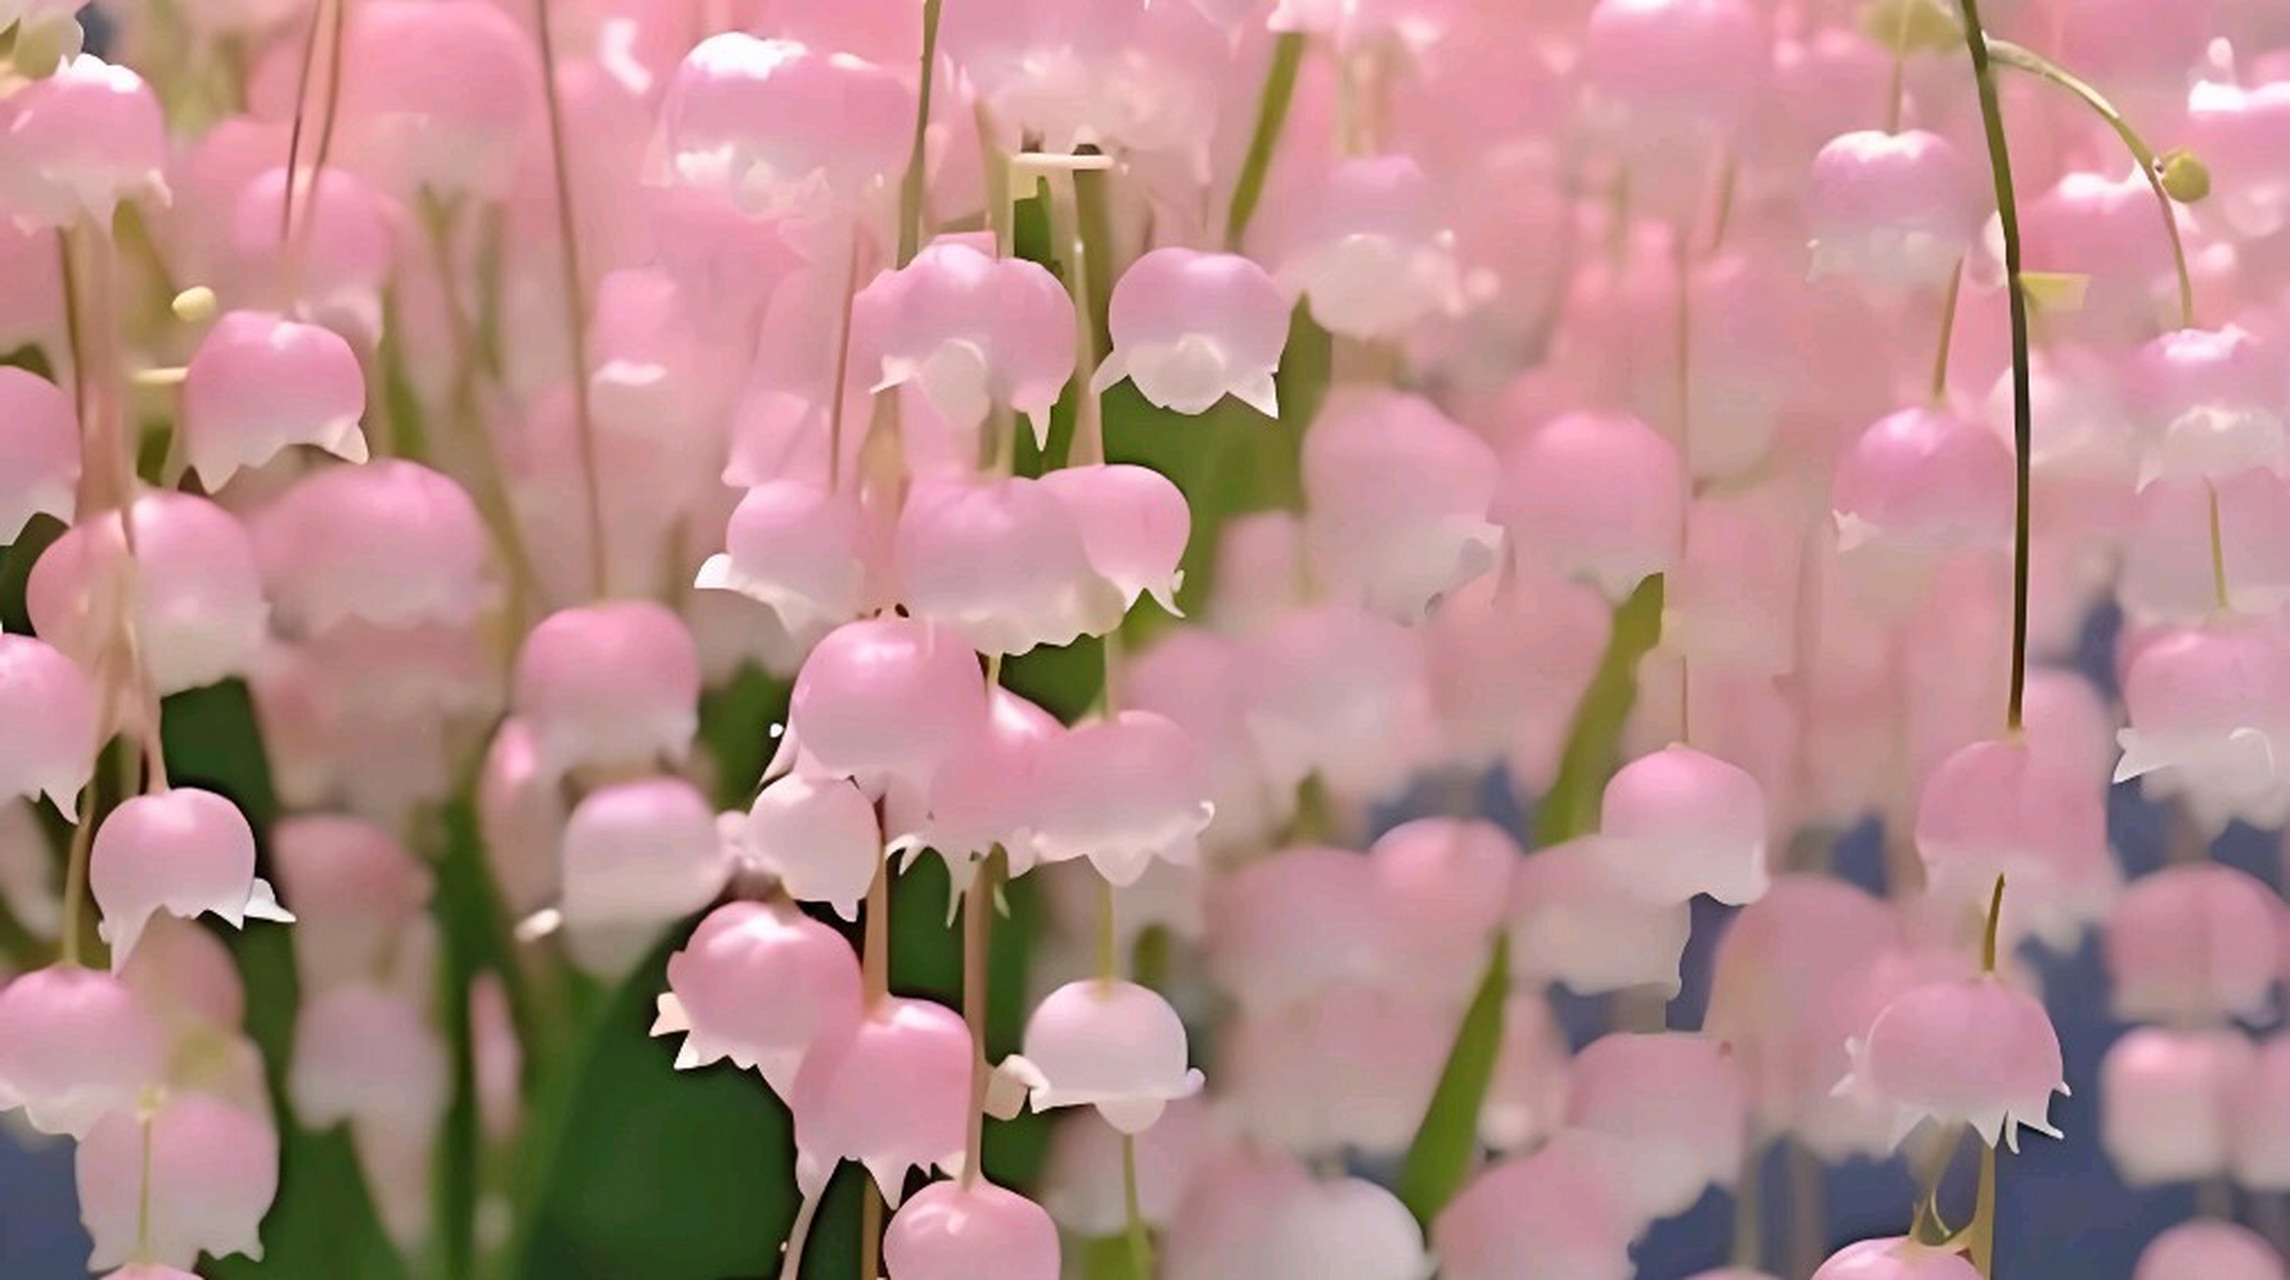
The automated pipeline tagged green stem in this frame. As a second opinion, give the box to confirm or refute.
[1982,873,2006,974]
[1225,33,1307,251]
[1537,574,1668,845]
[1395,934,1508,1224]
[1955,0,2033,735]
[1985,38,2195,329]
[1969,1139,1998,1278]
[1930,257,1965,404]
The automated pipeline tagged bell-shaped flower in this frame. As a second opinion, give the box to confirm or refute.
[1811,1238,1982,1280]
[557,778,730,975]
[1216,982,1453,1157]
[790,995,973,1201]
[29,491,270,694]
[1434,1139,1637,1280]
[740,774,882,922]
[1705,877,1901,1154]
[1028,710,1213,887]
[1272,156,1458,340]
[1807,130,1981,291]
[1836,973,2069,1152]
[1303,390,1501,619]
[513,601,700,775]
[1165,1150,1431,1280]
[1508,836,1692,997]
[0,55,167,232]
[2135,1221,2287,1280]
[1370,819,1519,1004]
[1041,1095,1221,1236]
[118,914,247,1036]
[1914,740,2113,951]
[1244,604,1426,800]
[2127,326,2287,486]
[1596,743,1769,906]
[885,1179,1060,1280]
[1092,247,1286,417]
[254,460,490,634]
[904,685,1061,879]
[1566,1032,1747,1220]
[290,982,450,1130]
[694,479,868,640]
[1005,979,1203,1134]
[179,311,368,487]
[2115,620,2290,833]
[91,787,292,971]
[2100,1027,2252,1187]
[0,367,77,539]
[2121,472,2290,622]
[1481,994,1573,1153]
[1833,406,2015,555]
[1206,846,1383,1013]
[2187,78,2290,240]
[857,238,1076,445]
[0,634,99,812]
[0,965,166,1136]
[476,719,565,919]
[785,616,989,794]
[895,476,1124,656]
[104,1267,204,1280]
[654,900,863,1094]
[2104,864,2283,1025]
[227,166,396,342]
[657,33,912,218]
[1496,411,1683,600]
[78,1094,278,1271]
[1579,0,1764,155]
[1037,464,1190,615]
[337,1,540,200]
[270,815,431,993]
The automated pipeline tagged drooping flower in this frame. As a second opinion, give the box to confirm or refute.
[90,787,293,970]
[1005,979,1204,1134]
[1093,247,1287,417]
[179,310,368,487]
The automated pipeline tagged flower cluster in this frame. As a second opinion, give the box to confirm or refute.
[0,0,2286,1277]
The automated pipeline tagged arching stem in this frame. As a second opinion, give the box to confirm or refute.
[1984,38,2196,330]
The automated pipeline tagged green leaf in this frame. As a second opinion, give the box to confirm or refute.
[1394,934,1509,1226]
[1394,576,1668,1227]
[1536,574,1667,847]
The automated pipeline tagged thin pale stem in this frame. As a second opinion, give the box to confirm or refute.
[2207,480,2232,612]
[278,0,327,240]
[1930,257,1965,404]
[960,849,1003,1189]
[1956,0,2033,735]
[532,0,610,599]
[135,1111,154,1262]
[1985,38,2195,330]
[1969,1139,1998,1278]
[1096,878,1118,986]
[1982,873,2006,974]
[1121,1134,1155,1279]
[775,1187,820,1280]
[896,0,944,268]
[827,227,866,494]
[860,1178,883,1280]
[57,783,96,967]
[1732,1139,1765,1270]
[863,855,891,1008]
